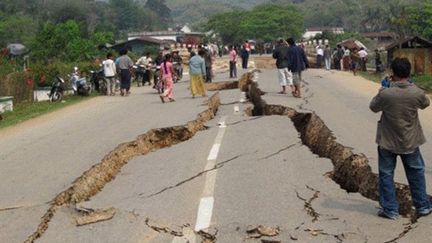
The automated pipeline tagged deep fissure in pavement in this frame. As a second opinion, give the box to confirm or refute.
[246,84,432,217]
[24,93,221,243]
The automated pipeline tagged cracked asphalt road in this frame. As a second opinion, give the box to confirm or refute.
[1,58,432,242]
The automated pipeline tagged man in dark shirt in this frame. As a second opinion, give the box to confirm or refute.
[287,38,309,98]
[272,39,292,94]
[370,58,431,220]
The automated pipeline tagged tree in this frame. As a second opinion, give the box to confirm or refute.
[31,20,113,62]
[206,4,303,44]
[144,0,173,27]
[0,15,38,46]
[406,2,432,39]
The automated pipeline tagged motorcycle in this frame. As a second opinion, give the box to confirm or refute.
[152,65,163,94]
[173,61,183,83]
[48,76,65,102]
[70,67,92,96]
[90,68,107,95]
[133,64,150,87]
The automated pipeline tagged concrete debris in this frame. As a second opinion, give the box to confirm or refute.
[74,207,116,226]
[24,93,221,243]
[246,225,280,238]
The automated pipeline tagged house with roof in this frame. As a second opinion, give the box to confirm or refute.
[362,32,396,49]
[303,27,344,40]
[386,36,432,75]
[128,25,205,44]
[109,37,166,55]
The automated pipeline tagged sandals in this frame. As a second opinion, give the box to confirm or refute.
[159,95,166,103]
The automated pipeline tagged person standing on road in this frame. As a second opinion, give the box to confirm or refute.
[324,45,332,70]
[358,47,368,71]
[102,53,116,96]
[370,58,431,220]
[229,45,238,79]
[159,54,176,103]
[203,46,213,83]
[136,52,153,85]
[316,45,324,68]
[240,45,250,69]
[335,45,344,70]
[189,49,208,98]
[117,48,134,96]
[375,49,383,73]
[350,48,360,76]
[272,39,292,95]
[287,38,309,98]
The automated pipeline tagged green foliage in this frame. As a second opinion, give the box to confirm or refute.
[0,15,38,46]
[0,93,97,129]
[412,74,432,92]
[206,4,303,44]
[31,20,113,62]
[406,2,432,39]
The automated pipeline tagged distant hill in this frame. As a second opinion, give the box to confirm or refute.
[165,0,269,25]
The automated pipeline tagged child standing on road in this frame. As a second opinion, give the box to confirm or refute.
[102,53,116,96]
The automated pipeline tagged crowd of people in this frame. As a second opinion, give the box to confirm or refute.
[313,44,384,75]
[100,44,217,103]
[272,38,309,98]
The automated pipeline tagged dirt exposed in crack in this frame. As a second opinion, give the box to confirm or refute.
[245,81,432,217]
[205,81,239,91]
[24,93,221,243]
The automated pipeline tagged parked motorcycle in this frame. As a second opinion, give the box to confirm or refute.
[90,68,107,95]
[48,76,65,102]
[70,67,92,96]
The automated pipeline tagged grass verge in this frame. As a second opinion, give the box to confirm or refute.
[358,71,432,93]
[0,93,98,129]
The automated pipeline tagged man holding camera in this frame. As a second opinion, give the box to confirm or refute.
[370,58,431,219]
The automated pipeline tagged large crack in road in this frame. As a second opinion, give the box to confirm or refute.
[23,93,221,243]
[246,81,432,217]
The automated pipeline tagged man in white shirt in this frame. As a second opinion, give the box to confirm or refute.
[358,47,368,71]
[136,52,153,85]
[102,53,116,96]
[316,45,324,68]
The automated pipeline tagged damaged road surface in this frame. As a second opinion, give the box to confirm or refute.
[2,65,432,243]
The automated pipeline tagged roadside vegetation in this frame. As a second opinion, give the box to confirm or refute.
[0,93,98,129]
[357,71,432,93]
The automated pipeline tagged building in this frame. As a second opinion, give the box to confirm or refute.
[109,37,165,55]
[303,27,344,40]
[362,32,395,49]
[128,26,205,44]
[386,36,432,75]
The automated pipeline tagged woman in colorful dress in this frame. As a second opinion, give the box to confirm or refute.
[159,54,176,103]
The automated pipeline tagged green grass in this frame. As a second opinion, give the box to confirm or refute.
[358,71,432,93]
[0,93,97,129]
[412,74,432,91]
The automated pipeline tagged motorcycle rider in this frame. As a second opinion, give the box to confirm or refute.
[172,50,183,81]
[103,52,117,96]
[136,52,153,86]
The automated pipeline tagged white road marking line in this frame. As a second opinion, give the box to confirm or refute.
[194,116,228,232]
[194,197,215,231]
[207,144,221,161]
